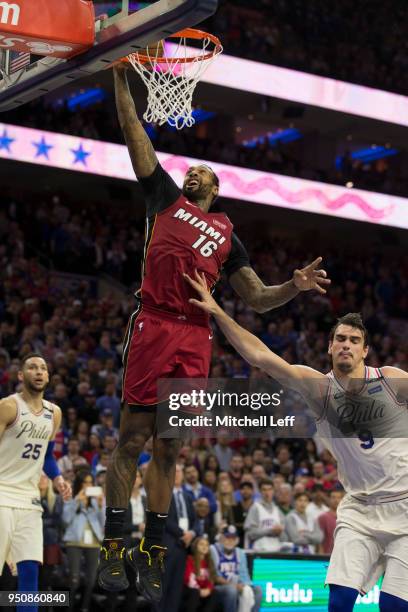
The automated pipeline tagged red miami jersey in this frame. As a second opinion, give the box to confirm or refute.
[137,164,250,319]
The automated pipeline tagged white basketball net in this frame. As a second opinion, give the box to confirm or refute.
[127,34,222,130]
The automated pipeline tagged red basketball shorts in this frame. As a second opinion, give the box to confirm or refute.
[122,304,213,407]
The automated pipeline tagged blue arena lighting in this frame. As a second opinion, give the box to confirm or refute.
[243,128,301,148]
[336,146,398,169]
[67,88,106,110]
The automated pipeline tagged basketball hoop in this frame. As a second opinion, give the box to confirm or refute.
[123,28,222,129]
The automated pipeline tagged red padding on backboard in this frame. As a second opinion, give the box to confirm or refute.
[0,0,95,58]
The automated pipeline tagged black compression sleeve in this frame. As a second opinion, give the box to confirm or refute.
[223,233,251,278]
[138,163,181,216]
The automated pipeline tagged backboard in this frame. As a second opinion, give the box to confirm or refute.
[0,0,219,111]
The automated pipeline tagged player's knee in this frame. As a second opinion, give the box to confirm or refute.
[152,438,181,473]
[328,584,359,612]
[380,592,408,611]
[118,432,148,459]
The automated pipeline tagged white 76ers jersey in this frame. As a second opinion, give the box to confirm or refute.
[0,394,55,511]
[316,367,408,501]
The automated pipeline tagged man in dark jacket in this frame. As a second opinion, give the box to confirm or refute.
[156,464,196,612]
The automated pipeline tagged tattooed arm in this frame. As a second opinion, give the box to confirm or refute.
[113,65,158,178]
[229,257,330,314]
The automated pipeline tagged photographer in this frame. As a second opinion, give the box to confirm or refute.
[62,470,105,612]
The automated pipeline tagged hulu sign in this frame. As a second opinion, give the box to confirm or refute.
[252,557,382,611]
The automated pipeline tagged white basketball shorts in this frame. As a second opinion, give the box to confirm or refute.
[326,494,408,600]
[0,506,43,572]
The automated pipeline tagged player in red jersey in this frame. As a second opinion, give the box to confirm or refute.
[98,65,330,600]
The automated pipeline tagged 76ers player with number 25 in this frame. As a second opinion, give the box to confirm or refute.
[0,354,71,611]
[98,63,331,602]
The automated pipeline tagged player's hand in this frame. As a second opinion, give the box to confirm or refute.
[183,271,221,316]
[293,257,331,294]
[270,524,284,536]
[54,476,72,501]
[113,61,130,74]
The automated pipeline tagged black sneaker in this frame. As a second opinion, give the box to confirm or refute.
[126,537,166,603]
[98,539,129,592]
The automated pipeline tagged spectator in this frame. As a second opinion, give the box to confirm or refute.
[251,464,267,494]
[215,479,237,531]
[90,408,119,441]
[244,479,286,551]
[95,382,121,427]
[272,445,294,478]
[203,469,218,492]
[318,489,344,554]
[93,449,112,475]
[275,483,293,516]
[183,536,218,612]
[158,464,196,612]
[229,454,244,490]
[184,465,217,514]
[62,470,105,612]
[57,437,88,476]
[64,407,79,437]
[194,498,217,543]
[214,431,234,472]
[306,484,329,521]
[306,461,333,492]
[73,420,90,452]
[285,493,323,553]
[211,525,262,612]
[204,455,221,475]
[232,481,255,548]
[82,432,102,465]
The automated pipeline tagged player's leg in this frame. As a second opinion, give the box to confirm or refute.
[98,406,155,591]
[11,509,43,612]
[126,435,182,603]
[379,535,408,611]
[328,585,359,612]
[380,593,408,611]
[16,561,40,612]
[0,507,14,579]
[326,524,383,610]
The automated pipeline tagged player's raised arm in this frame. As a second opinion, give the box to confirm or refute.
[184,271,324,390]
[113,65,158,178]
[229,256,330,314]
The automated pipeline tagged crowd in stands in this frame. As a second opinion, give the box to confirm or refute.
[205,0,408,96]
[0,193,407,609]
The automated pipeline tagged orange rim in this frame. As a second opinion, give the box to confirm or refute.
[123,28,222,66]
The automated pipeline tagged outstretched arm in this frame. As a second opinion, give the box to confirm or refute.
[113,65,158,178]
[229,257,330,313]
[184,271,324,389]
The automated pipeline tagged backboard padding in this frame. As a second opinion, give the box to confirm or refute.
[0,0,218,111]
